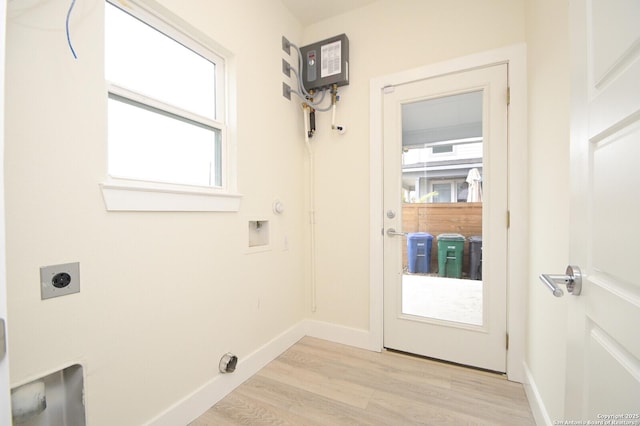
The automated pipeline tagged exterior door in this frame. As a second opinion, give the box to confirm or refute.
[565,0,640,419]
[1,0,11,422]
[383,64,508,372]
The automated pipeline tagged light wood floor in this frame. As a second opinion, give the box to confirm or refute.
[190,337,535,425]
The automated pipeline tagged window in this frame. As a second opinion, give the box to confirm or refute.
[430,179,467,203]
[432,144,454,154]
[432,182,453,203]
[102,1,239,211]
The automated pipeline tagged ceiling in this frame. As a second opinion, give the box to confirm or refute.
[402,91,483,147]
[281,0,378,26]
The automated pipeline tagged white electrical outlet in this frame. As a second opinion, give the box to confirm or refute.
[40,262,80,300]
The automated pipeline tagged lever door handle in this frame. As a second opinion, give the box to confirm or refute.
[386,228,407,237]
[539,265,582,297]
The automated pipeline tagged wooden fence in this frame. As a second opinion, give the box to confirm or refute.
[402,203,482,275]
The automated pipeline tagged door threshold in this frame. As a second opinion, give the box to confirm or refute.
[383,346,507,376]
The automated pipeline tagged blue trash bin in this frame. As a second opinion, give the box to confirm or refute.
[407,233,434,273]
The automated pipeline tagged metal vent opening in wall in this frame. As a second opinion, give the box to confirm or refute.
[219,353,238,373]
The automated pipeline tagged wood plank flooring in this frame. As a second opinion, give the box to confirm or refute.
[190,337,535,425]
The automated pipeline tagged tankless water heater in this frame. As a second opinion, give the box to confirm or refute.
[300,34,349,92]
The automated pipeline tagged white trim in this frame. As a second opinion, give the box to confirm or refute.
[144,319,378,425]
[104,0,238,211]
[370,43,528,382]
[369,77,385,354]
[146,315,543,424]
[100,179,242,212]
[0,0,10,421]
[105,0,226,124]
[145,322,306,426]
[523,362,553,426]
[304,320,379,352]
[504,44,528,384]
[106,0,228,121]
[107,83,224,131]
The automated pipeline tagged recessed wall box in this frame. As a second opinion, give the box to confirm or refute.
[301,34,349,92]
[248,220,269,248]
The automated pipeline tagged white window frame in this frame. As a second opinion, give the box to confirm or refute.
[100,0,240,212]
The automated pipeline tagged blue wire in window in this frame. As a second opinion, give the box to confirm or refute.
[66,0,78,59]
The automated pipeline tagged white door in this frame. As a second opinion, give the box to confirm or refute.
[383,64,508,372]
[564,0,640,420]
[0,0,12,422]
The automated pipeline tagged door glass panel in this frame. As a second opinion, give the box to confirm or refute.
[400,91,484,326]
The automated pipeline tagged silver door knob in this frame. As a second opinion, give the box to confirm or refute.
[539,265,582,297]
[386,228,406,237]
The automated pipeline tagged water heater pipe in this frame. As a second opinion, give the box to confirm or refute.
[303,104,318,313]
[331,84,338,129]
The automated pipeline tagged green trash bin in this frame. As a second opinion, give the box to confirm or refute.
[437,233,465,278]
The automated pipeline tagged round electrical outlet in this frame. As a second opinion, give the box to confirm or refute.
[52,272,72,288]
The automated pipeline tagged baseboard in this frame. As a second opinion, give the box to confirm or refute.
[523,362,552,426]
[145,322,307,426]
[149,321,537,425]
[304,319,379,352]
[145,320,378,425]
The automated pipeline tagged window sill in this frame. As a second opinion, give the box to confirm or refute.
[100,179,242,212]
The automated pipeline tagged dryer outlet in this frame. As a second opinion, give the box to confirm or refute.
[40,262,80,300]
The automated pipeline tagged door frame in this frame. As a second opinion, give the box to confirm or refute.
[369,44,528,382]
[1,0,11,420]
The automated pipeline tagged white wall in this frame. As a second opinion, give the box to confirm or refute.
[525,0,571,422]
[3,0,574,423]
[300,0,526,330]
[5,0,304,424]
